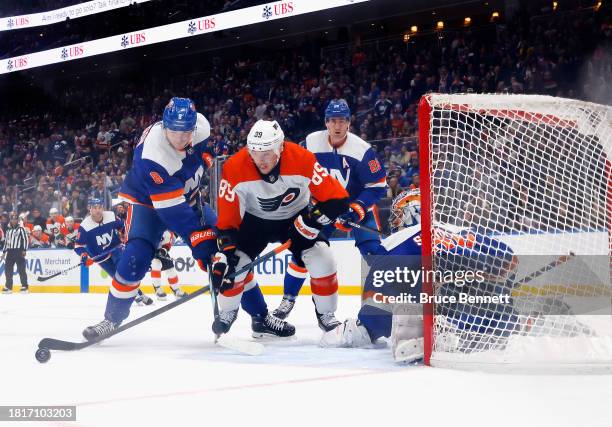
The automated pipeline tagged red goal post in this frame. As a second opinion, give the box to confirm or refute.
[418,93,612,370]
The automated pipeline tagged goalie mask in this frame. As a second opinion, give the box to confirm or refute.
[389,189,421,232]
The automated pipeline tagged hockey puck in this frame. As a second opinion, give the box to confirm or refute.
[35,347,51,364]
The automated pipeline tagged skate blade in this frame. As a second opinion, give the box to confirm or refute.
[216,335,264,356]
[252,332,297,341]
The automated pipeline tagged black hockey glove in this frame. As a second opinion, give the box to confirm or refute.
[288,214,321,257]
[155,247,172,262]
[210,252,239,294]
[210,231,240,294]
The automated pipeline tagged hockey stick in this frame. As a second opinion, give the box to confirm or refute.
[343,220,389,238]
[208,269,265,356]
[35,241,291,360]
[513,252,576,287]
[36,245,122,282]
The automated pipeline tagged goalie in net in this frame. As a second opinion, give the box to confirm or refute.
[321,189,594,363]
[419,94,612,370]
[322,94,612,369]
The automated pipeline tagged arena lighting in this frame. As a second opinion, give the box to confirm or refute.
[464,17,472,26]
[491,11,500,19]
[403,33,410,42]
[553,1,558,10]
[411,25,418,33]
[595,1,602,11]
[436,21,444,30]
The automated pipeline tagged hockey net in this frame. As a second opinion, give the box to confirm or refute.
[418,94,612,371]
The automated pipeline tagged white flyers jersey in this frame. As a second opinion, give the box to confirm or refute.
[216,142,348,230]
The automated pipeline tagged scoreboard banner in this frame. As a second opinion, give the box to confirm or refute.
[0,0,371,75]
[0,0,152,32]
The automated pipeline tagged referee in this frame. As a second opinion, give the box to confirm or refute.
[2,212,29,293]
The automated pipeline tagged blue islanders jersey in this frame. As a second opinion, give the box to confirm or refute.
[118,113,212,243]
[376,223,515,274]
[305,131,387,208]
[74,211,124,258]
[361,225,517,341]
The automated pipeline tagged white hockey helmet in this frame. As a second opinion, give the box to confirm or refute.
[389,189,421,232]
[49,207,58,216]
[247,120,284,154]
[65,216,74,223]
[33,225,42,232]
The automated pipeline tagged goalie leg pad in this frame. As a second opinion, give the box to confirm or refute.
[391,307,424,363]
[393,338,424,363]
[320,318,373,348]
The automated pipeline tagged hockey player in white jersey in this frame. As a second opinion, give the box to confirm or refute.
[321,189,522,363]
[210,119,350,337]
[273,100,387,320]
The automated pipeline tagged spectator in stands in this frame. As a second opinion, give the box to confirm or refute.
[62,216,80,249]
[30,225,51,248]
[90,179,112,209]
[387,176,403,199]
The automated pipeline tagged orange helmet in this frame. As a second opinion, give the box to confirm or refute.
[389,189,421,232]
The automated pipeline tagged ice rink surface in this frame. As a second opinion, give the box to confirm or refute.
[1,293,611,427]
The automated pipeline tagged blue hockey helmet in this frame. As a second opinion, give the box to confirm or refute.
[325,100,351,121]
[163,97,197,132]
[88,198,103,207]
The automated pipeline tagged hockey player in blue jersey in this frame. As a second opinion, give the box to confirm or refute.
[82,98,218,340]
[74,198,124,276]
[273,100,388,319]
[320,189,523,363]
[74,198,152,306]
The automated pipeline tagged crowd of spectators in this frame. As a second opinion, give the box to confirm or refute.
[0,2,609,239]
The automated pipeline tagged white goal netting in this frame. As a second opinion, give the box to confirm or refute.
[419,94,612,371]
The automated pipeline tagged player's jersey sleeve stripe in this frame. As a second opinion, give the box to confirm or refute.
[118,192,153,208]
[150,188,184,202]
[152,196,185,209]
[364,176,388,188]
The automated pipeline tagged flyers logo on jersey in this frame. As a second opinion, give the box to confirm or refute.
[257,188,300,212]
[368,159,382,173]
[150,172,164,185]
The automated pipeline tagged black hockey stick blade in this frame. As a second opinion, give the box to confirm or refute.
[37,285,211,351]
[37,241,292,353]
[37,271,63,282]
[38,338,89,351]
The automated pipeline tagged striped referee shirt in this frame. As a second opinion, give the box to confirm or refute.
[4,225,29,251]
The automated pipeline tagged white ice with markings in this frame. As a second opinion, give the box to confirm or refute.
[1,293,611,427]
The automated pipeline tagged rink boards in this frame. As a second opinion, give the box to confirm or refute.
[1,230,609,295]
